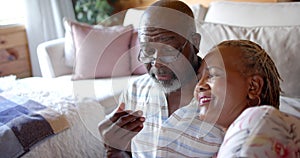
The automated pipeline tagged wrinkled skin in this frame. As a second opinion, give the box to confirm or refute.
[98,103,145,155]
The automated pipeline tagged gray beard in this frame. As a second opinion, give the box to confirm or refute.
[152,77,181,94]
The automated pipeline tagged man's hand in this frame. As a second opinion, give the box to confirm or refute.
[98,103,145,152]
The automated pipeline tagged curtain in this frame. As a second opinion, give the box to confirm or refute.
[24,0,75,76]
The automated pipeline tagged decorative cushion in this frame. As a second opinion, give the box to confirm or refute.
[189,4,208,33]
[197,21,300,98]
[123,9,144,29]
[205,1,300,27]
[218,106,300,158]
[63,18,76,67]
[63,18,134,80]
[123,4,207,30]
[280,96,300,118]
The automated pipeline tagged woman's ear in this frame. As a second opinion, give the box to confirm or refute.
[247,75,264,99]
[190,32,201,51]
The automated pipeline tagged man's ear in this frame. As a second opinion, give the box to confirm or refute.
[247,75,264,99]
[190,32,201,51]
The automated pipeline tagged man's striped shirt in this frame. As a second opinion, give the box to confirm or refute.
[119,74,225,158]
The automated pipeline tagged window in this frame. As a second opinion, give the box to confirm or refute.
[0,0,26,25]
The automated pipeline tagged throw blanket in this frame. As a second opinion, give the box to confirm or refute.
[0,90,69,158]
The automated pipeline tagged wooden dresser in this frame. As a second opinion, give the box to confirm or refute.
[0,25,32,78]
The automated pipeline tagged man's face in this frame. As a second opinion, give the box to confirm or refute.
[138,28,195,93]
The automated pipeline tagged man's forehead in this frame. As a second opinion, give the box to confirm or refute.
[139,27,176,34]
[138,28,182,43]
[139,6,195,38]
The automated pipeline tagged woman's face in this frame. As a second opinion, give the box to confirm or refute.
[194,46,250,128]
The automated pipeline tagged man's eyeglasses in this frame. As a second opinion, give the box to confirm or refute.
[138,40,188,64]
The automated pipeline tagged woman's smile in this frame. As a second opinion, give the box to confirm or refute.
[197,95,212,106]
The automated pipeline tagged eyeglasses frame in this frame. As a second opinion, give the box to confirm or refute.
[138,40,189,64]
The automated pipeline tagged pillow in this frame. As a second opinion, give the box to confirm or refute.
[280,96,300,118]
[123,9,144,29]
[218,106,300,158]
[198,22,300,98]
[63,18,75,67]
[123,4,207,30]
[63,19,134,80]
[204,1,300,27]
[63,18,128,68]
[189,4,208,33]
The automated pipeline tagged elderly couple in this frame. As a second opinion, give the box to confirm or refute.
[98,0,282,157]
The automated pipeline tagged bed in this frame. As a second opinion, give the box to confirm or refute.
[1,75,140,157]
[1,1,300,157]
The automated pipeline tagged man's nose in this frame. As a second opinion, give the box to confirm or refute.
[151,51,165,67]
[151,58,164,68]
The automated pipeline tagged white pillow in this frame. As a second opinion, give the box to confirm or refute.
[63,17,76,67]
[190,4,208,33]
[280,96,300,118]
[123,4,207,29]
[197,22,300,98]
[123,9,144,29]
[205,1,300,27]
[190,4,207,20]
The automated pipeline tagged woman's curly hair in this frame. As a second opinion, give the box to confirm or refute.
[214,40,282,108]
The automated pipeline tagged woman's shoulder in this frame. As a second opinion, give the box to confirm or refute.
[218,105,300,158]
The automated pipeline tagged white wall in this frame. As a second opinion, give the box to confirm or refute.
[24,0,75,76]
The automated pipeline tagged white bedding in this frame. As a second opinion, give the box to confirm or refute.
[0,75,139,158]
[1,75,299,158]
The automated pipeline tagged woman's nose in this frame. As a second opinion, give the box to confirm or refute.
[196,77,210,91]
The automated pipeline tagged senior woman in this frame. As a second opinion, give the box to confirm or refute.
[195,40,300,157]
[194,39,281,129]
[150,39,282,157]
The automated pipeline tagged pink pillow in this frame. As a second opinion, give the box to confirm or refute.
[66,20,133,80]
[129,30,147,75]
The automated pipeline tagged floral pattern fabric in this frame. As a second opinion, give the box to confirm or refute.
[218,106,300,158]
